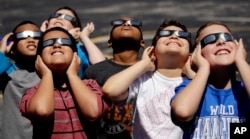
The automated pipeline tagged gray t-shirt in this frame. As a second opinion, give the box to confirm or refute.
[1,65,40,139]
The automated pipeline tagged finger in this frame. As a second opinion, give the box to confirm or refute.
[72,52,78,63]
[90,23,95,31]
[234,39,239,46]
[149,46,155,55]
[6,41,14,52]
[191,45,198,62]
[3,33,13,41]
[239,38,243,46]
[37,55,42,63]
[74,52,78,59]
[75,27,80,32]
[0,33,13,52]
[75,53,81,64]
[35,56,40,68]
[192,45,197,56]
[146,46,153,54]
[85,23,90,28]
[194,43,202,57]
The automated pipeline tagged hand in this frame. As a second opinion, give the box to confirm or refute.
[66,52,81,76]
[35,55,52,78]
[0,33,14,54]
[40,20,48,32]
[141,46,156,71]
[191,44,209,70]
[182,55,196,79]
[80,22,95,39]
[69,27,81,41]
[234,38,247,64]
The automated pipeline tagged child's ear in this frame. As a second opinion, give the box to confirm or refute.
[140,40,145,48]
[107,40,112,48]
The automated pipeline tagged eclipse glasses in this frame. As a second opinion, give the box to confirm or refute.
[158,30,191,40]
[111,19,142,27]
[43,38,72,48]
[15,31,41,40]
[49,13,77,26]
[200,32,234,48]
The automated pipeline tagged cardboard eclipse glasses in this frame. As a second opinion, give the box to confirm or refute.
[111,19,142,27]
[43,38,72,48]
[49,13,77,26]
[200,32,234,48]
[15,31,41,40]
[158,30,191,40]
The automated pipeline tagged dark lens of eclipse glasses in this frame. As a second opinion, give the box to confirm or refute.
[200,33,234,48]
[49,13,77,26]
[43,38,72,48]
[111,19,142,27]
[158,30,191,40]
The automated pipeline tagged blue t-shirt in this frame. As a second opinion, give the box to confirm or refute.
[76,43,90,78]
[172,79,250,139]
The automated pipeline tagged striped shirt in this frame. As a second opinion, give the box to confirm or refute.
[20,79,108,139]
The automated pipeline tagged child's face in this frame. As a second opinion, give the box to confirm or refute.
[47,9,75,31]
[15,24,40,57]
[198,24,237,67]
[41,30,74,72]
[155,25,190,58]
[111,17,142,42]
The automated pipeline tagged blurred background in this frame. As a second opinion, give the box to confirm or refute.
[0,0,250,132]
[1,0,250,55]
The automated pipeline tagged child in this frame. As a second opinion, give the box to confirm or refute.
[20,27,109,139]
[171,21,250,139]
[102,19,193,139]
[84,16,144,139]
[0,21,41,139]
[41,6,105,78]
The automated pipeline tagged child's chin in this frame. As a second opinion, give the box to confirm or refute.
[50,63,69,72]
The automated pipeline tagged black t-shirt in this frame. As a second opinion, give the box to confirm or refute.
[84,59,133,139]
[84,60,130,86]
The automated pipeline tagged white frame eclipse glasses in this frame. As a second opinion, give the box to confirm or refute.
[43,38,72,48]
[15,30,41,40]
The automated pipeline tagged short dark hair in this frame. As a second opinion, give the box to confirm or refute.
[151,19,192,51]
[37,27,77,55]
[12,21,38,33]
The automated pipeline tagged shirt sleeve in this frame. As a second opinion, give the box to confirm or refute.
[77,43,90,78]
[170,78,191,104]
[83,79,110,118]
[20,85,38,119]
[0,52,12,74]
